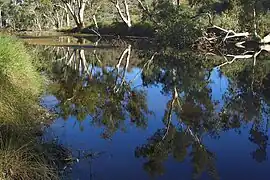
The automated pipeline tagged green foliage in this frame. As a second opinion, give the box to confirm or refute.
[1,0,269,44]
[257,13,270,36]
[151,1,203,49]
[213,6,242,31]
[212,0,270,35]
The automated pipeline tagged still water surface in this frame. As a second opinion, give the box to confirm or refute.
[27,35,270,180]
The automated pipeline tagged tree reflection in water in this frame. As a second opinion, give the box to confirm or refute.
[35,39,270,179]
[47,44,150,139]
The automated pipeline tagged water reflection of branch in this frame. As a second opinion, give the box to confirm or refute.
[217,53,253,68]
[117,45,131,92]
[129,52,157,84]
[216,47,265,68]
[56,52,69,62]
[162,86,178,140]
[66,50,75,66]
[162,87,202,145]
[59,48,91,76]
[113,44,132,93]
[78,49,89,75]
[93,38,102,65]
[186,126,201,144]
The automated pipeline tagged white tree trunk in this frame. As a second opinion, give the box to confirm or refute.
[78,0,86,27]
[35,17,42,31]
[0,7,2,28]
[66,10,70,27]
[115,0,132,28]
[56,11,60,29]
[64,0,87,29]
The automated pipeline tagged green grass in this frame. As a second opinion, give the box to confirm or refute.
[0,35,42,95]
[0,34,69,180]
[0,35,43,126]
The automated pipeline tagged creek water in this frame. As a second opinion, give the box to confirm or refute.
[25,34,270,180]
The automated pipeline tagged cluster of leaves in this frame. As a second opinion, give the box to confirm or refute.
[150,1,204,49]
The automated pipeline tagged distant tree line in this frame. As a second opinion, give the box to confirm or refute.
[0,0,268,34]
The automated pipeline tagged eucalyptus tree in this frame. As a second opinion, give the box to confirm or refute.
[57,0,106,30]
[59,0,89,29]
[112,0,132,27]
[2,0,36,29]
[38,0,71,29]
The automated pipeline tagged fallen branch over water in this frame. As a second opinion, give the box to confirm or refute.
[201,25,270,67]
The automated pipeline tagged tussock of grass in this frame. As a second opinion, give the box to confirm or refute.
[0,35,42,96]
[0,35,69,180]
[0,136,57,180]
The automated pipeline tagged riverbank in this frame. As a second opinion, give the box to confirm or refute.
[0,34,71,180]
[59,22,155,38]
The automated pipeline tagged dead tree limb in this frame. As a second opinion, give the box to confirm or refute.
[217,53,255,68]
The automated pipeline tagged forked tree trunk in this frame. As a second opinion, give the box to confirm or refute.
[115,0,132,28]
[63,0,87,30]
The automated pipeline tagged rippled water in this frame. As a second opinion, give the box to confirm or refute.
[27,35,270,180]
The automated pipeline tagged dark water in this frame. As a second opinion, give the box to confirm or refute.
[32,36,270,180]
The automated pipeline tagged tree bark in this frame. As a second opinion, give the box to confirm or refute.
[56,11,60,29]
[66,9,70,27]
[115,0,132,28]
[78,0,86,27]
[63,0,87,30]
[0,7,2,28]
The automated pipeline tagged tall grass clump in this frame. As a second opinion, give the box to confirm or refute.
[0,35,42,96]
[0,34,68,180]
